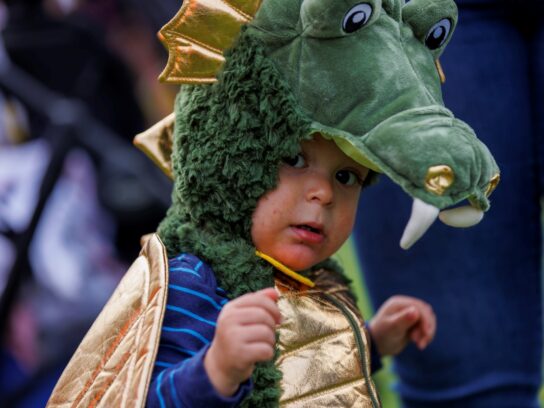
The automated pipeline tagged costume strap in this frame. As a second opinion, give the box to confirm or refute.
[255,250,316,288]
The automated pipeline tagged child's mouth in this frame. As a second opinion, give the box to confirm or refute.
[298,224,321,234]
[292,224,325,244]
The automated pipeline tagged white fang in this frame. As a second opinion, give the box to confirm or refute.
[400,198,440,250]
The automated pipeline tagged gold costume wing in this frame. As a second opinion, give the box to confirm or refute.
[46,234,169,408]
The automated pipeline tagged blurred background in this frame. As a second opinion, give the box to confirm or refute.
[0,0,177,405]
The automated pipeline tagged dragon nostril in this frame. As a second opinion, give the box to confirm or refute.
[425,165,454,196]
[486,173,500,197]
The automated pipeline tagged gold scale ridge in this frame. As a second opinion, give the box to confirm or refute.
[158,0,263,84]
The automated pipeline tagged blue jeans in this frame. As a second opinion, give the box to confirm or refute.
[354,1,543,407]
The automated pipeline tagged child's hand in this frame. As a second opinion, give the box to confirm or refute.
[204,288,281,397]
[368,295,436,356]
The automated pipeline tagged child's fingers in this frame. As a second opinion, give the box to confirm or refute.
[417,304,436,340]
[409,313,436,349]
[381,295,430,314]
[231,289,282,324]
[396,298,435,345]
[389,306,420,332]
[244,343,275,363]
[239,324,276,346]
[260,287,279,302]
[409,327,426,349]
[232,288,278,306]
[234,307,277,328]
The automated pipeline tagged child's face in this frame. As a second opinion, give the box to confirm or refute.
[251,135,368,271]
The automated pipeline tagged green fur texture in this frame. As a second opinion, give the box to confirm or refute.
[158,30,313,406]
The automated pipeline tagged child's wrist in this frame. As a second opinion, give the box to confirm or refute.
[204,344,241,397]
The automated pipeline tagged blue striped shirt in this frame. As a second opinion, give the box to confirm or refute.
[146,254,252,407]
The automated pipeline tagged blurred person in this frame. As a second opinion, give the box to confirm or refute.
[354,0,544,407]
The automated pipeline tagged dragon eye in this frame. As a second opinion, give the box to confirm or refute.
[342,3,373,33]
[425,18,452,50]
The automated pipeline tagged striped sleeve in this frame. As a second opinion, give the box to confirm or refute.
[146,254,252,407]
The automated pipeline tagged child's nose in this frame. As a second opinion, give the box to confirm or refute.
[306,173,333,205]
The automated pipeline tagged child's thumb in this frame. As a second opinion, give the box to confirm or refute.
[259,287,280,302]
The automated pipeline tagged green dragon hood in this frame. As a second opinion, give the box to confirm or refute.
[247,0,499,248]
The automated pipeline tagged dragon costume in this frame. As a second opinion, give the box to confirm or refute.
[47,0,499,407]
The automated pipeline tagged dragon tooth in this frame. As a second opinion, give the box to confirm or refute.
[439,206,484,228]
[400,198,440,250]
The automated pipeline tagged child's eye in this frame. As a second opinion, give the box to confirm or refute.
[282,154,306,168]
[336,170,361,186]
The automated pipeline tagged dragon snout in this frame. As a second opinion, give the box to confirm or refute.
[400,164,500,248]
[353,105,500,249]
[400,170,500,250]
[422,162,500,201]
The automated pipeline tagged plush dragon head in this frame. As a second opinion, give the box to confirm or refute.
[138,0,499,252]
[248,0,500,248]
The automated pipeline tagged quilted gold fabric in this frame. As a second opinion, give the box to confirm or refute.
[275,271,381,408]
[46,234,168,408]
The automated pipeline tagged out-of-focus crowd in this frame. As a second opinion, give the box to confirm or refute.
[0,1,178,405]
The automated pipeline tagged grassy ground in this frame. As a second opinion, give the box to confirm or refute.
[334,237,544,408]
